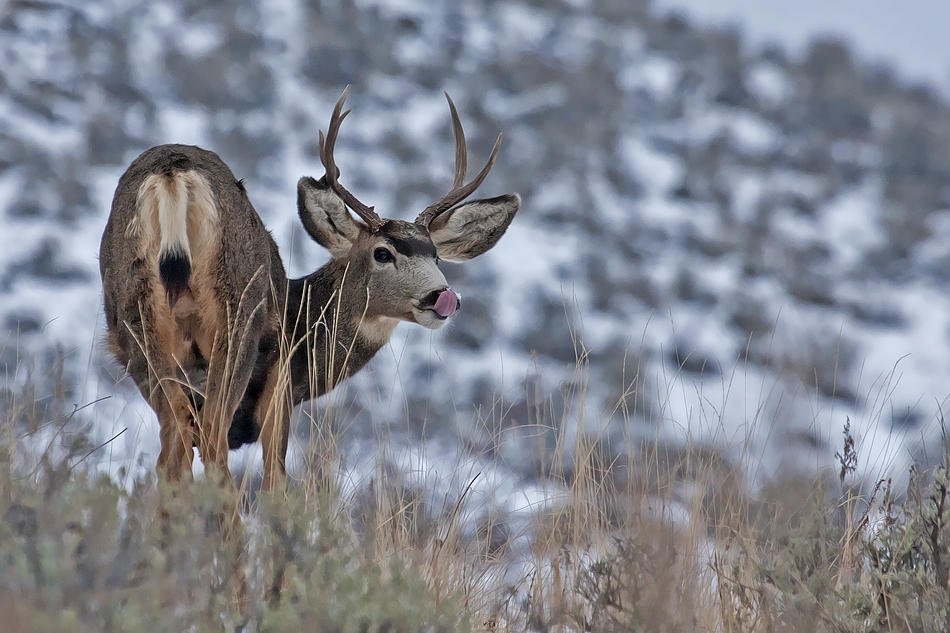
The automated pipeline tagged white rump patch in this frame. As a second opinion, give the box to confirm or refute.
[135,171,218,262]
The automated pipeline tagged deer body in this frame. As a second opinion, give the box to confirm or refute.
[100,90,519,489]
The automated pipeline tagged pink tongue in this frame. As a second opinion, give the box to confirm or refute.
[433,289,460,318]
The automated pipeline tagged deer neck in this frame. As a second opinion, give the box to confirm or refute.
[285,259,398,402]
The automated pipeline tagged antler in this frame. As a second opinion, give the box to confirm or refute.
[319,86,385,232]
[415,93,503,228]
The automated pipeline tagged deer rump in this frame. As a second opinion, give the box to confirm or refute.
[100,145,285,454]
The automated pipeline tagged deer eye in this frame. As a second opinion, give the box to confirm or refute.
[374,247,395,264]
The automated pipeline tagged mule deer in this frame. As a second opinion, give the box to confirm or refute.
[100,88,519,489]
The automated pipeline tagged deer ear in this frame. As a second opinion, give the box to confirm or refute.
[297,176,360,257]
[428,193,520,262]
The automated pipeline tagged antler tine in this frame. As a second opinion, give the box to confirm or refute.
[319,86,385,231]
[416,95,503,228]
[445,93,467,190]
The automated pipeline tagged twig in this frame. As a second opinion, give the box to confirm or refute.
[70,427,128,472]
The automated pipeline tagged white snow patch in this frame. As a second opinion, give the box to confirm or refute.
[619,134,683,199]
[484,84,568,121]
[820,180,886,271]
[495,3,555,55]
[178,23,226,58]
[618,55,680,97]
[747,62,790,105]
[157,105,210,146]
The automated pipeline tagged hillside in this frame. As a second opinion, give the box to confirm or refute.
[3,0,950,487]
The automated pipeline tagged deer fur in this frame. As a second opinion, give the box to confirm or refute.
[100,91,519,490]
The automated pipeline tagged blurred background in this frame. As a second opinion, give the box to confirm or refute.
[2,0,950,494]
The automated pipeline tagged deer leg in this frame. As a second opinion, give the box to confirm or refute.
[153,381,196,481]
[117,298,197,482]
[196,279,269,485]
[202,321,267,619]
[184,329,251,623]
[256,366,293,608]
[257,367,292,492]
[196,333,244,487]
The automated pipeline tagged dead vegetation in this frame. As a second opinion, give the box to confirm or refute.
[1,355,949,633]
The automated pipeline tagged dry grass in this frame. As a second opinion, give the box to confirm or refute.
[1,347,949,633]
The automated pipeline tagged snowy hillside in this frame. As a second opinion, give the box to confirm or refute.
[3,0,950,488]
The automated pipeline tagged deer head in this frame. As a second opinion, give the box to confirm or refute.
[296,87,520,330]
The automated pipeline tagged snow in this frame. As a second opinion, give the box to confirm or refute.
[495,3,556,55]
[619,135,682,199]
[747,62,790,106]
[489,221,583,337]
[177,23,226,58]
[618,55,680,98]
[157,106,211,146]
[483,84,569,121]
[820,180,887,271]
